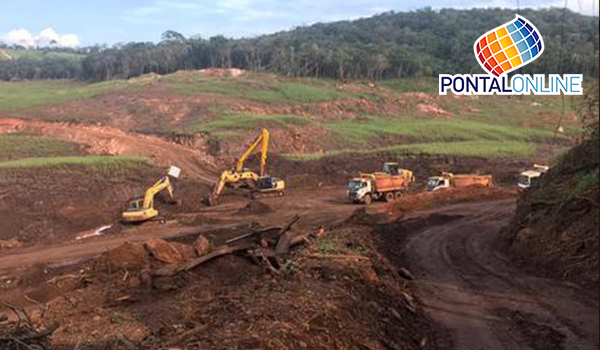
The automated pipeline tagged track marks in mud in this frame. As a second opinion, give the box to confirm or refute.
[377,199,599,350]
[496,308,566,350]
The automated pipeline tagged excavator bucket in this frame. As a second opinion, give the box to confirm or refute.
[203,193,217,206]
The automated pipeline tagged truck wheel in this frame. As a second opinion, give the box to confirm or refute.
[385,192,395,202]
[363,194,372,205]
[394,191,403,200]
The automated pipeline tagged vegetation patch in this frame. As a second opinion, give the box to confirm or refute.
[0,80,135,110]
[283,140,536,161]
[325,116,557,144]
[0,134,82,161]
[0,49,84,61]
[184,112,311,134]
[167,74,343,103]
[381,78,438,93]
[0,155,148,169]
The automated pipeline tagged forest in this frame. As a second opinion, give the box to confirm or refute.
[0,8,598,81]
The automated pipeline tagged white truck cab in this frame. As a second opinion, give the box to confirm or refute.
[346,163,414,204]
[518,165,549,190]
[427,176,451,191]
[347,178,373,203]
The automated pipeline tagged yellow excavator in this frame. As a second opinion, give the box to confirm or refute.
[206,128,285,205]
[122,166,180,223]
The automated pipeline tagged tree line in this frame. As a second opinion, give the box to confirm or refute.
[1,8,598,81]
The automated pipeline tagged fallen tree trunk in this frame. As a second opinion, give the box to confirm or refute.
[153,215,301,277]
[274,215,302,255]
[225,226,282,245]
[153,243,253,277]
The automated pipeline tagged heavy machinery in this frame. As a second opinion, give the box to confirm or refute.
[207,128,285,205]
[122,166,180,223]
[346,162,414,204]
[427,172,492,191]
[518,164,549,190]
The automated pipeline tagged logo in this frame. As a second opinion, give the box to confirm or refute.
[439,14,582,96]
[474,15,544,77]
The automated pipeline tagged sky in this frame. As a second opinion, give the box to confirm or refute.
[0,0,597,47]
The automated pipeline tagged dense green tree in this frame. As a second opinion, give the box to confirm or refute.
[0,8,597,81]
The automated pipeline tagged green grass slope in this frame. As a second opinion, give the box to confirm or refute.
[0,72,583,160]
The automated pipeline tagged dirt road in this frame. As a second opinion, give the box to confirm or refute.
[0,188,356,275]
[396,199,599,350]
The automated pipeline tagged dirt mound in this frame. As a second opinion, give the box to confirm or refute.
[94,242,151,273]
[198,68,245,77]
[13,119,217,182]
[416,103,452,117]
[13,219,440,350]
[501,124,599,289]
[236,200,273,215]
[144,238,195,264]
[345,206,390,225]
[389,186,514,219]
[0,118,24,133]
[128,72,161,83]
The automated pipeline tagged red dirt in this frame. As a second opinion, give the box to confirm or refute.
[416,103,452,117]
[388,186,515,219]
[0,164,210,245]
[236,199,273,215]
[1,119,218,183]
[3,221,439,350]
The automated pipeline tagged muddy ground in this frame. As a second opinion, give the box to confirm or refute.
[0,117,533,247]
[0,98,594,349]
[1,186,597,350]
[376,199,599,350]
[0,188,442,350]
[0,164,210,244]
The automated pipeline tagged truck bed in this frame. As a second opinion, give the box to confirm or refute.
[453,174,492,187]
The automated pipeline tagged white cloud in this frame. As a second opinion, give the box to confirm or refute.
[446,0,598,16]
[1,27,80,48]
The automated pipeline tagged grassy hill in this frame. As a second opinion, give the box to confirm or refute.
[0,71,585,161]
[0,48,84,61]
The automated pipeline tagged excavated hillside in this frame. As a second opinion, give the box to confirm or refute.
[502,124,599,290]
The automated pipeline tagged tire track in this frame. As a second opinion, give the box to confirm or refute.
[396,199,598,350]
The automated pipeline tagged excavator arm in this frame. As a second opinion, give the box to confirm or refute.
[236,128,269,176]
[206,128,271,206]
[212,171,230,200]
[142,176,173,209]
[123,176,174,222]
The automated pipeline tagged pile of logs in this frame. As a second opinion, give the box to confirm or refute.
[153,215,306,277]
[0,301,58,349]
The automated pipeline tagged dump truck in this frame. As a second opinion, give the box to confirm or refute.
[346,162,414,204]
[427,172,492,191]
[518,164,549,190]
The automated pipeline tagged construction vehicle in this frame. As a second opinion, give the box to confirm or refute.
[122,166,180,223]
[206,128,285,205]
[518,164,549,190]
[427,172,492,191]
[346,162,414,204]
